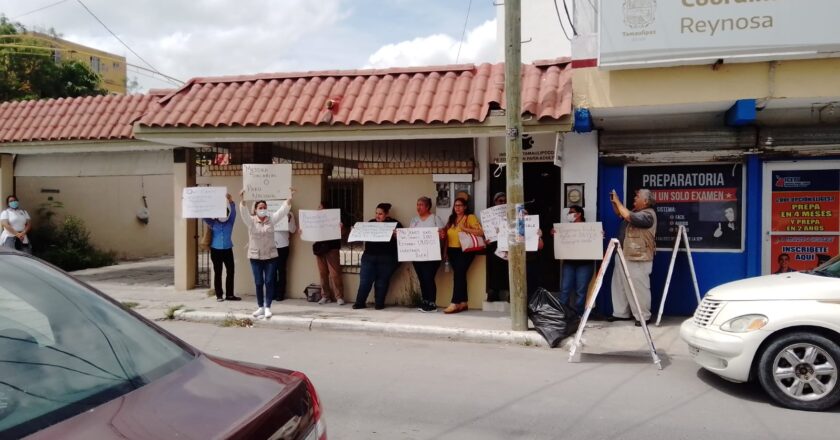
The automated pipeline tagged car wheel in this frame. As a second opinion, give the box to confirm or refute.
[757,332,840,411]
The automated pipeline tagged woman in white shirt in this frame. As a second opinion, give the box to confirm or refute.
[409,196,445,312]
[1,195,32,254]
[239,188,294,319]
[273,212,297,301]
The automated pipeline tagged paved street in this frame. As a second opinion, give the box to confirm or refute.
[159,320,839,440]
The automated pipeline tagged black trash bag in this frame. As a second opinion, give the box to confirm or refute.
[527,287,580,348]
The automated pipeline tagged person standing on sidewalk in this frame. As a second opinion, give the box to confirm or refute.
[273,211,296,301]
[486,192,509,302]
[608,188,657,327]
[240,188,293,319]
[203,193,241,302]
[353,203,403,310]
[443,197,483,314]
[553,205,594,315]
[311,201,345,305]
[409,196,445,312]
[1,195,31,254]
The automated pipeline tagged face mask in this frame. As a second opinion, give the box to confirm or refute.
[257,210,269,218]
[567,213,577,222]
[8,201,19,209]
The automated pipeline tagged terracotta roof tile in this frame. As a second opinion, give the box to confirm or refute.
[0,94,158,144]
[137,59,572,128]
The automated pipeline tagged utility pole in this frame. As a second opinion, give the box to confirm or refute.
[504,0,527,331]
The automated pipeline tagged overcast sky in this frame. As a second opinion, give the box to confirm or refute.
[1,0,501,92]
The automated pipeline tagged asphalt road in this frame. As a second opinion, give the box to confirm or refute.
[158,321,840,440]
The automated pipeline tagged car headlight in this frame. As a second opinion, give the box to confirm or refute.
[720,314,768,333]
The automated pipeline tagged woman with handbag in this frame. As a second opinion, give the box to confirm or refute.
[443,197,484,314]
[1,195,32,254]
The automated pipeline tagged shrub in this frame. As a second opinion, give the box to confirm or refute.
[30,202,116,271]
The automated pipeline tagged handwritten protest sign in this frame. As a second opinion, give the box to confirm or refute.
[397,228,442,261]
[182,187,227,218]
[266,200,290,231]
[480,204,507,242]
[553,222,603,260]
[299,209,341,241]
[348,222,398,242]
[497,215,540,252]
[243,164,292,200]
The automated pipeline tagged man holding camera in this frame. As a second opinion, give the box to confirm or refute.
[609,188,657,327]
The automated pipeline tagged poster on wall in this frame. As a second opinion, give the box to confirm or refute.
[770,169,840,233]
[770,236,838,273]
[626,163,743,251]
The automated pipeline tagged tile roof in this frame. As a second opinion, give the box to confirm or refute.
[139,59,572,128]
[0,94,159,144]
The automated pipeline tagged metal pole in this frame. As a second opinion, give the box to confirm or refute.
[504,0,526,331]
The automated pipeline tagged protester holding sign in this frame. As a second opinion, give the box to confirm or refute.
[443,197,484,314]
[552,205,594,314]
[409,196,446,312]
[485,192,509,302]
[609,189,657,327]
[273,212,296,301]
[239,188,294,319]
[308,201,346,305]
[202,193,241,302]
[352,203,404,310]
[1,195,31,254]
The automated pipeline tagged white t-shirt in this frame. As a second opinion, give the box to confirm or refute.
[0,208,31,244]
[410,214,445,228]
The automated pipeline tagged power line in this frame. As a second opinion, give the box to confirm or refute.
[552,0,573,41]
[563,0,578,36]
[455,0,473,64]
[74,0,168,81]
[12,0,70,20]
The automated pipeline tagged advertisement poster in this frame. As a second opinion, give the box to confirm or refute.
[770,236,838,273]
[626,164,743,251]
[770,169,840,233]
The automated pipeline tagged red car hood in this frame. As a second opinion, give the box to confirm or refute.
[26,354,314,440]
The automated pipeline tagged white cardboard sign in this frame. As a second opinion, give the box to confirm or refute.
[182,186,227,218]
[299,209,341,242]
[243,164,292,200]
[479,204,507,243]
[397,228,442,262]
[497,215,540,252]
[553,222,603,260]
[265,200,290,231]
[348,222,398,242]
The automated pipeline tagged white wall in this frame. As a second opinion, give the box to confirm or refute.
[496,0,573,63]
[560,131,598,222]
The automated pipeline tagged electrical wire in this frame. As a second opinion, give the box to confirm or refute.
[12,0,70,20]
[455,0,473,64]
[552,0,573,41]
[563,0,578,36]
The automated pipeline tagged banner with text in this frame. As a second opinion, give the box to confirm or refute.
[243,164,292,200]
[182,187,227,218]
[770,169,840,233]
[479,204,507,243]
[348,222,398,242]
[626,163,743,251]
[497,215,540,252]
[397,228,442,262]
[770,235,838,273]
[299,209,341,242]
[553,222,604,260]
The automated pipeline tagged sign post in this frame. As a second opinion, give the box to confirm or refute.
[568,238,662,370]
[657,225,702,327]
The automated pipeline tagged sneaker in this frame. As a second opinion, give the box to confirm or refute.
[337,298,346,306]
[318,297,333,305]
[264,308,273,318]
[252,307,265,317]
[374,304,385,310]
[418,305,437,313]
[352,303,366,310]
[225,296,242,301]
[216,298,225,302]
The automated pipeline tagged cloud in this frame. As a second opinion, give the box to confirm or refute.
[365,19,499,68]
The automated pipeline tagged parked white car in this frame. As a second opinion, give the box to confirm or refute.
[680,256,840,411]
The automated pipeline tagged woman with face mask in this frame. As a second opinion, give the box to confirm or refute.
[239,188,294,319]
[553,205,595,315]
[1,195,32,254]
[203,193,241,302]
[352,203,403,310]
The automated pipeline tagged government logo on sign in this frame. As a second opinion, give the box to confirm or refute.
[623,0,656,29]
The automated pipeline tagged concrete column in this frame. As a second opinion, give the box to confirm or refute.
[173,149,196,290]
[0,154,14,201]
[474,137,490,211]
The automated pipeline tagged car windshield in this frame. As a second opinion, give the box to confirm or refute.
[0,255,194,438]
[809,254,840,278]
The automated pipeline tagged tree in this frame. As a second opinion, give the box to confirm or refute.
[0,15,108,101]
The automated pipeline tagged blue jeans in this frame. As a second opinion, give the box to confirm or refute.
[560,260,595,314]
[250,258,279,308]
[355,254,399,308]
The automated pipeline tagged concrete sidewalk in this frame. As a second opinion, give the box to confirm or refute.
[72,258,691,358]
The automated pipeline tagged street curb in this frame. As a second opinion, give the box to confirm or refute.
[175,310,549,348]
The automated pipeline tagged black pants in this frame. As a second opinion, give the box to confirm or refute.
[448,248,475,304]
[413,261,440,307]
[210,248,235,299]
[275,246,290,300]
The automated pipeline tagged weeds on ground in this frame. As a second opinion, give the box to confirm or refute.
[164,304,185,320]
[121,301,139,309]
[220,313,253,328]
